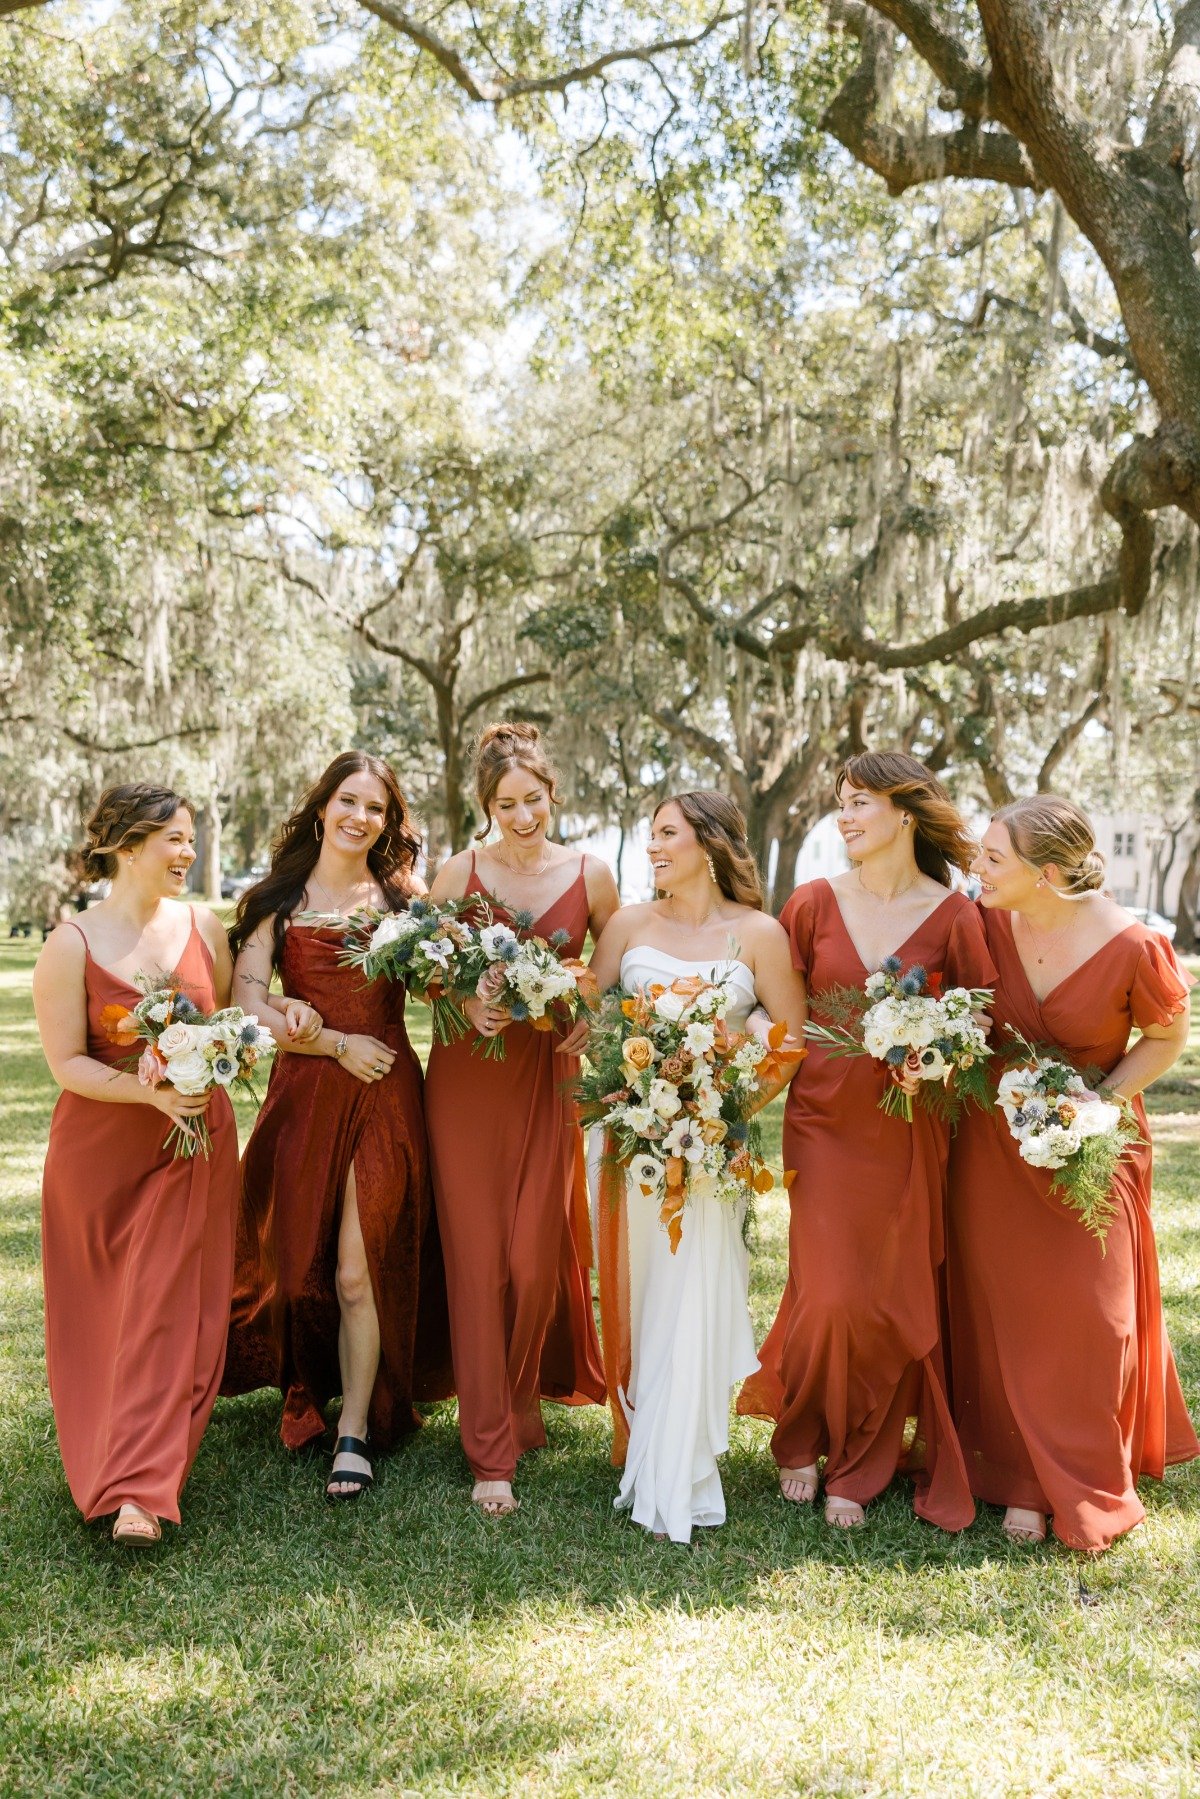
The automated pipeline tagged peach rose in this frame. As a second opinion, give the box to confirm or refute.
[622,1036,657,1073]
[476,962,510,1002]
[138,1044,169,1088]
[699,1118,728,1145]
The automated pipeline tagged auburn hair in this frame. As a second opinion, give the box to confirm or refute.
[654,791,764,909]
[836,752,976,887]
[229,751,421,969]
[83,784,195,881]
[473,721,561,841]
[993,794,1106,897]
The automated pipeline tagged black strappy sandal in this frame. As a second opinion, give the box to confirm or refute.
[325,1435,374,1503]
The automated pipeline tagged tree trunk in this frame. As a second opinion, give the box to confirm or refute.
[198,795,222,900]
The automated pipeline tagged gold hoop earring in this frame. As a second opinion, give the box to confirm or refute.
[314,817,324,841]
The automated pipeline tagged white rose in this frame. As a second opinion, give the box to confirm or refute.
[652,988,689,1023]
[164,1049,211,1095]
[1074,1097,1121,1139]
[157,1021,200,1058]
[647,1078,683,1119]
[369,914,408,951]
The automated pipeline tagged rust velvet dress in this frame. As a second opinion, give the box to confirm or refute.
[423,855,606,1484]
[739,880,993,1529]
[947,912,1198,1551]
[222,922,451,1449]
[41,916,239,1524]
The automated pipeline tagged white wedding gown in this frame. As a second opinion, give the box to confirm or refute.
[600,946,761,1544]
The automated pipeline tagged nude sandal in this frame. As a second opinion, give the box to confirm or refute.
[472,1480,519,1517]
[824,1496,866,1529]
[112,1505,162,1545]
[779,1465,819,1505]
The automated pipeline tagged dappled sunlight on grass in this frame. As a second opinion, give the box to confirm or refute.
[2,939,1199,1796]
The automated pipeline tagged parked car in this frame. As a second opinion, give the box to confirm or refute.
[1127,906,1177,942]
[221,865,268,901]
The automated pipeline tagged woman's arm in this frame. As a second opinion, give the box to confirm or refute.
[746,919,807,1044]
[195,905,234,1008]
[428,852,471,905]
[231,920,323,1049]
[584,856,621,940]
[1103,1008,1191,1102]
[31,927,210,1127]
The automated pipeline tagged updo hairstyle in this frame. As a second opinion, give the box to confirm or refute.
[836,751,976,887]
[992,794,1106,898]
[473,721,561,842]
[654,790,763,909]
[83,784,195,881]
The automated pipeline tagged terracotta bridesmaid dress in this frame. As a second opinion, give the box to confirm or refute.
[739,879,994,1529]
[947,912,1198,1550]
[222,923,452,1448]
[40,914,239,1524]
[423,853,606,1485]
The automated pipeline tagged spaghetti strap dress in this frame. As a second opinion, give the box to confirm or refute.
[40,913,239,1523]
[739,880,993,1529]
[947,911,1198,1550]
[222,921,452,1449]
[423,854,605,1484]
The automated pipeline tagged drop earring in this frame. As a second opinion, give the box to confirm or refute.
[314,817,324,842]
[705,852,717,882]
[375,832,393,859]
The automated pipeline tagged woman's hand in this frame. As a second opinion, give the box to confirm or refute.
[338,1034,397,1084]
[282,999,323,1044]
[555,1018,590,1056]
[463,994,511,1040]
[892,1055,923,1098]
[149,1085,212,1126]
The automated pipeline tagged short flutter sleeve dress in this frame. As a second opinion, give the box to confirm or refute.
[222,921,452,1449]
[947,913,1198,1550]
[41,914,239,1524]
[739,879,995,1529]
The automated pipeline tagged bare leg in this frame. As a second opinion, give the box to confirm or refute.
[328,1166,379,1497]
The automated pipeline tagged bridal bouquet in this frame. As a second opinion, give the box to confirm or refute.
[803,956,993,1122]
[344,898,593,1059]
[577,971,804,1253]
[103,983,273,1158]
[997,1033,1141,1245]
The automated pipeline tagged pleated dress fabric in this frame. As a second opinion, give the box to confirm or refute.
[738,880,992,1530]
[423,856,605,1484]
[947,911,1198,1551]
[40,915,239,1523]
[222,922,452,1449]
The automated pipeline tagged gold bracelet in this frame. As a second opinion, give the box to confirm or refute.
[334,1032,349,1058]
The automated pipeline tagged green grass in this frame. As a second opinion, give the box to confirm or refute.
[2,938,1199,1798]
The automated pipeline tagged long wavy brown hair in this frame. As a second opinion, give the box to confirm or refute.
[229,752,421,969]
[836,752,976,887]
[654,791,764,908]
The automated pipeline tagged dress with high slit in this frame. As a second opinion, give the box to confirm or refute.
[221,921,452,1448]
[423,854,605,1484]
[40,912,239,1523]
[738,880,992,1529]
[594,947,761,1544]
[947,911,1198,1550]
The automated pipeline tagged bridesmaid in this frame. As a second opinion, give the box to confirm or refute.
[948,794,1198,1550]
[221,751,452,1499]
[33,784,240,1543]
[425,721,619,1516]
[739,751,992,1530]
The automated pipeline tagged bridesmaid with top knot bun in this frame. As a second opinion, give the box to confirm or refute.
[740,752,993,1531]
[948,795,1198,1550]
[221,752,452,1502]
[424,722,619,1516]
[33,784,245,1544]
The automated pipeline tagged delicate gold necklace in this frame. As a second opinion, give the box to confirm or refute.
[310,871,372,916]
[855,867,921,903]
[1019,907,1077,966]
[494,844,552,877]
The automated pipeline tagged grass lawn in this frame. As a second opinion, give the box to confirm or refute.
[2,935,1199,1798]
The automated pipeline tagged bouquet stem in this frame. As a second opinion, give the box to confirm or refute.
[879,1082,914,1124]
[163,1116,212,1160]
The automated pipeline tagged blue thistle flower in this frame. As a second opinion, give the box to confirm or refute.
[881,955,903,976]
[509,999,530,1022]
[549,928,569,950]
[885,1045,908,1065]
[239,1021,259,1045]
[499,939,520,962]
[510,907,535,932]
[173,994,200,1021]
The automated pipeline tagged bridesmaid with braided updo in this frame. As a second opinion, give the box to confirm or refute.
[33,784,246,1544]
[424,722,619,1516]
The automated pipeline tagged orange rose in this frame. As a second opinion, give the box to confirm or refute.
[622,1036,656,1073]
[668,974,710,1000]
[700,1118,728,1144]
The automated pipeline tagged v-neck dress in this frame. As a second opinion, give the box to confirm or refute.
[947,909,1198,1550]
[40,914,239,1523]
[739,879,994,1529]
[423,855,605,1483]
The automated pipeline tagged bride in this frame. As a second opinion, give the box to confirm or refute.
[581,791,806,1543]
